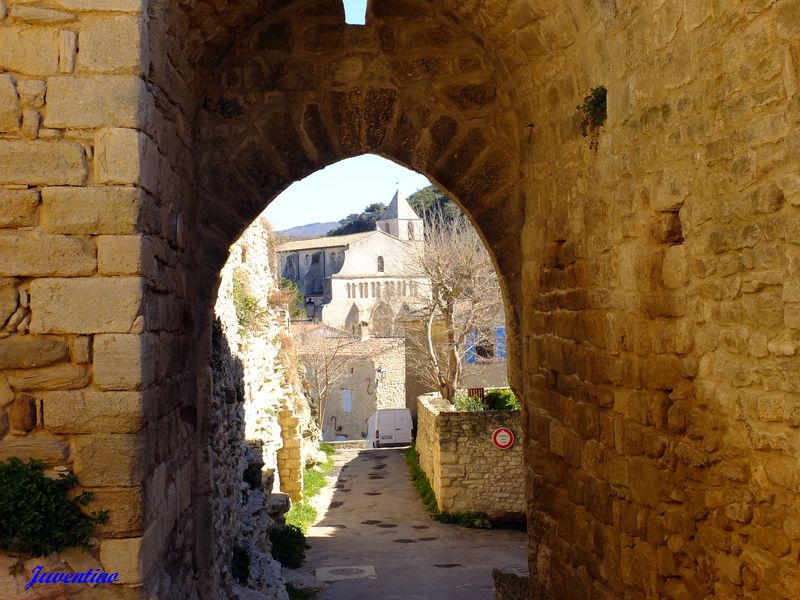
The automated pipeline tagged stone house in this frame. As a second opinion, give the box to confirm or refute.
[295,324,405,442]
[277,192,427,335]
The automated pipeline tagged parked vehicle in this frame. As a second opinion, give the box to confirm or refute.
[366,409,413,447]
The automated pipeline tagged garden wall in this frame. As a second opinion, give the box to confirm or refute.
[416,395,524,514]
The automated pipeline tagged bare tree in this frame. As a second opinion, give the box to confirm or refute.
[404,207,503,400]
[295,325,361,430]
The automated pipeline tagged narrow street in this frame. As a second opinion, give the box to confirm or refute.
[286,448,527,600]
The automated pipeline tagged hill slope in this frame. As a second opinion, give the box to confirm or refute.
[277,221,338,240]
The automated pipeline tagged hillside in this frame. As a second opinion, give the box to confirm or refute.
[277,221,338,240]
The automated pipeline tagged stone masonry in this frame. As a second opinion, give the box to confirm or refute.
[0,0,798,598]
[417,394,525,514]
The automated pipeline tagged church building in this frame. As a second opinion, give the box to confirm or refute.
[277,192,428,336]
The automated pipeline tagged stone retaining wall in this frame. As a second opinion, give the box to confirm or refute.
[416,395,525,514]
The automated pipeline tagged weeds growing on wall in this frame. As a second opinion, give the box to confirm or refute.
[232,272,267,335]
[0,458,108,569]
[404,446,490,529]
[577,85,607,150]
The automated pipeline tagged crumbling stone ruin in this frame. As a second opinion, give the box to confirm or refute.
[0,0,798,598]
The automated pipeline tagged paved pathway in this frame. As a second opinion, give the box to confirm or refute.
[285,447,527,600]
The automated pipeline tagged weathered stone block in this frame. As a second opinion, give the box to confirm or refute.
[0,74,21,132]
[0,190,38,228]
[0,433,68,463]
[662,245,689,289]
[71,336,92,363]
[29,277,142,334]
[73,433,144,486]
[0,374,12,408]
[6,363,89,391]
[16,79,46,108]
[0,26,59,75]
[0,231,95,277]
[0,140,86,185]
[98,235,156,277]
[0,335,69,369]
[95,127,157,186]
[93,333,154,390]
[80,16,146,73]
[0,281,17,328]
[44,76,146,129]
[10,6,76,23]
[59,29,77,73]
[40,186,143,234]
[89,486,143,537]
[9,393,36,432]
[54,0,143,11]
[42,390,142,433]
[99,536,144,584]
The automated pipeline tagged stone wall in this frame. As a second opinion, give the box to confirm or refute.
[520,3,800,598]
[210,216,315,600]
[416,395,525,514]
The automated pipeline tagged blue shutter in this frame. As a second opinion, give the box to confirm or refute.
[495,326,506,361]
[465,330,477,364]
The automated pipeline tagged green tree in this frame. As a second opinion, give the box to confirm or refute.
[326,202,386,236]
[406,185,461,226]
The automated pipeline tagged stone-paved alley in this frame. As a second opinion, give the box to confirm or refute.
[286,448,527,600]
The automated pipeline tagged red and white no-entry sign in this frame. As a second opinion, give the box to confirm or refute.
[492,427,515,449]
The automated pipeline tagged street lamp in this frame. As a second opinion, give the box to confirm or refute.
[373,367,386,448]
[304,297,316,321]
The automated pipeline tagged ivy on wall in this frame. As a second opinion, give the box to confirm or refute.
[0,458,108,563]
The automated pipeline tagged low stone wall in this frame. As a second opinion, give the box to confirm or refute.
[492,568,529,600]
[416,395,525,513]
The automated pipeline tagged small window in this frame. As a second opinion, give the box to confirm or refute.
[341,390,353,413]
[377,256,385,272]
[407,222,415,240]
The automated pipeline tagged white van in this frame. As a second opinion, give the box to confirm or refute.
[366,409,413,447]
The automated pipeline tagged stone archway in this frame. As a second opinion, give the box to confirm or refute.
[0,0,798,598]
[182,8,527,595]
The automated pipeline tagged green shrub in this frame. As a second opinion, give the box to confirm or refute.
[269,524,308,568]
[278,278,307,320]
[453,393,483,412]
[286,583,318,599]
[483,389,520,411]
[0,458,108,558]
[231,544,250,585]
[403,446,490,529]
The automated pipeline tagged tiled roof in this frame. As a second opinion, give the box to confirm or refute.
[277,231,374,252]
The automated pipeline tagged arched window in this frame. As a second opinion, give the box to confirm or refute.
[377,256,385,272]
[407,222,415,240]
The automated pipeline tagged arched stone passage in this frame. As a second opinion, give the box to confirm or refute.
[0,0,798,598]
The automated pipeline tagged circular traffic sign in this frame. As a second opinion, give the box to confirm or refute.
[492,427,514,449]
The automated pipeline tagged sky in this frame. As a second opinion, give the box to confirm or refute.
[264,154,432,231]
[342,0,368,24]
